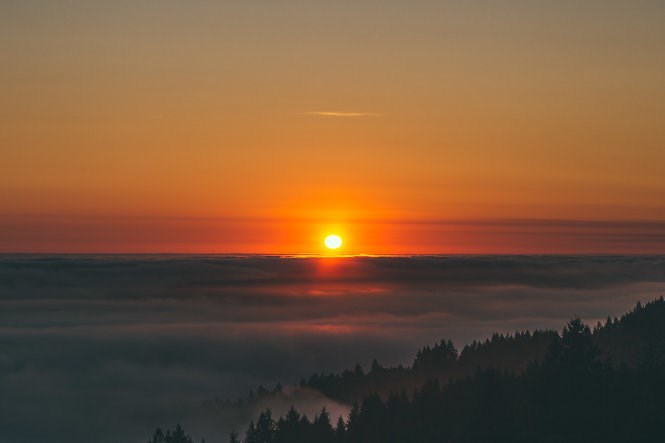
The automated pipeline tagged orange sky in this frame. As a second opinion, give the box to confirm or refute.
[2,1,665,253]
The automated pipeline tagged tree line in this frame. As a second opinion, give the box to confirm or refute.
[151,297,665,442]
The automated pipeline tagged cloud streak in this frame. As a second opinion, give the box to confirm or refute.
[305,111,383,117]
[3,215,665,254]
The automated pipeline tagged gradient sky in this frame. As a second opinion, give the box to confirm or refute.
[2,1,665,253]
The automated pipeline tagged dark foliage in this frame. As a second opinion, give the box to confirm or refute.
[148,298,665,442]
[232,298,665,442]
[302,326,558,403]
[148,424,202,443]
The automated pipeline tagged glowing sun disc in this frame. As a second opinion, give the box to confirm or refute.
[324,234,343,250]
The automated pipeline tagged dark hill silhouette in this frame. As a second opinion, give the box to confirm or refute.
[149,298,665,442]
[300,297,665,404]
[302,329,558,403]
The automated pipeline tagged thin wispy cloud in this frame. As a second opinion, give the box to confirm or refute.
[306,111,384,117]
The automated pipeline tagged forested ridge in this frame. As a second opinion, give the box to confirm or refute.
[151,297,665,443]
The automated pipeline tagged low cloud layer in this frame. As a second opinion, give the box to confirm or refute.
[1,255,664,442]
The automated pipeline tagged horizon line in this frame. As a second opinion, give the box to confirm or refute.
[2,252,665,257]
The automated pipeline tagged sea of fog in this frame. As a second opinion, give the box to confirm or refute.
[1,255,664,442]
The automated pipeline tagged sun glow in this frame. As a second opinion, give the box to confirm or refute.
[324,234,343,250]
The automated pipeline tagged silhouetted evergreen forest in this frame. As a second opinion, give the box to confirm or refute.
[151,298,665,442]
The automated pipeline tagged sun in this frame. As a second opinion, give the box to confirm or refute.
[324,234,343,250]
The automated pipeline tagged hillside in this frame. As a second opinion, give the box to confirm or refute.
[152,298,665,442]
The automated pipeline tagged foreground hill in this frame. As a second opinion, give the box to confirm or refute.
[152,298,665,442]
[300,297,665,404]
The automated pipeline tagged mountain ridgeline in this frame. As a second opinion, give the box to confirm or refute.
[298,300,665,407]
[153,298,665,443]
[300,329,557,404]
